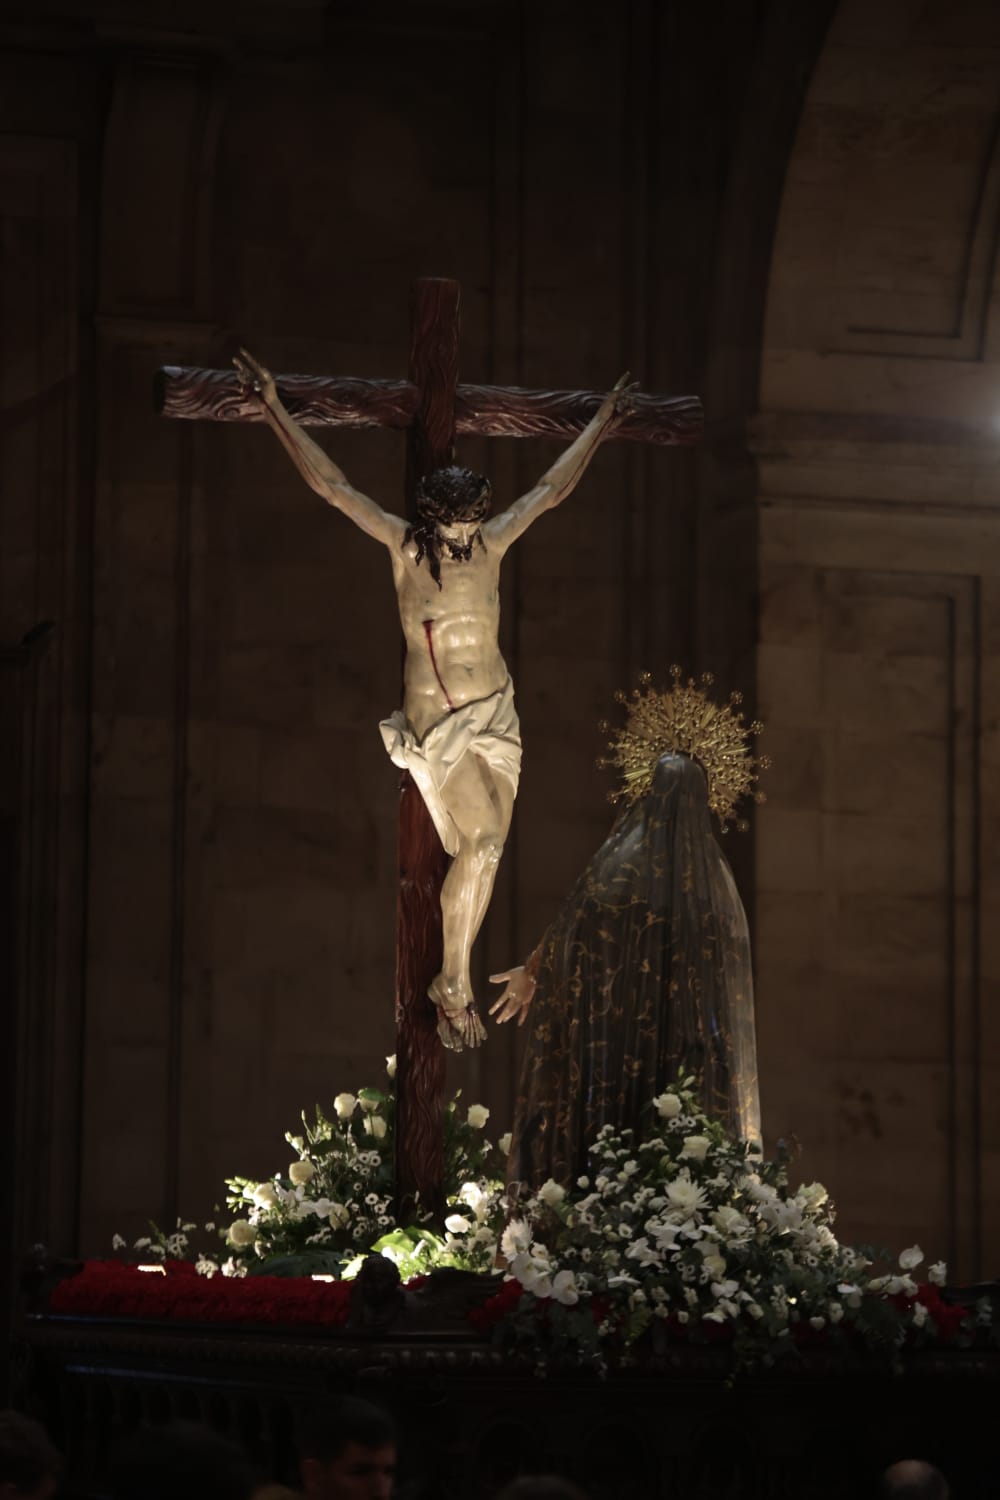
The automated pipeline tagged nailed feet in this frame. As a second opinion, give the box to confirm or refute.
[428,975,487,1052]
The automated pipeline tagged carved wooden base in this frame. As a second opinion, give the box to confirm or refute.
[17,1299,1000,1500]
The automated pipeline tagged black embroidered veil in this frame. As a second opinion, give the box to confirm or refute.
[509,751,760,1188]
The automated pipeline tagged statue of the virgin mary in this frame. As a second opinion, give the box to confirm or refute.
[490,670,765,1188]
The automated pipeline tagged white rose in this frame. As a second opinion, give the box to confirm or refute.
[445,1214,471,1234]
[467,1104,490,1129]
[928,1260,947,1286]
[498,1132,512,1155]
[537,1179,565,1207]
[653,1092,682,1119]
[712,1206,749,1240]
[328,1202,350,1228]
[365,1114,387,1139]
[809,1316,826,1331]
[703,1253,726,1279]
[288,1161,315,1186]
[828,1302,844,1323]
[358,1094,379,1114]
[386,1054,397,1079]
[747,1302,764,1320]
[912,1301,929,1328]
[798,1181,829,1209]
[226,1219,255,1248]
[899,1244,923,1271]
[334,1093,357,1119]
[681,1135,711,1162]
[252,1183,278,1208]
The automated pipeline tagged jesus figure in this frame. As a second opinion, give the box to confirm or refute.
[235,350,634,1051]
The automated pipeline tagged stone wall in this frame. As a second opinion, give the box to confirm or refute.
[756,0,1000,1278]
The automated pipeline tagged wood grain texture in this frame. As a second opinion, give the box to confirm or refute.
[454,383,703,445]
[395,278,460,1217]
[155,367,703,446]
[155,367,419,429]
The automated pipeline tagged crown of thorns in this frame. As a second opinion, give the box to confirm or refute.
[415,466,492,523]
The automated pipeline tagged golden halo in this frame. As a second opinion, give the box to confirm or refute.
[598,666,769,830]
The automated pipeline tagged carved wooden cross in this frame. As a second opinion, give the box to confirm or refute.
[156,276,702,1215]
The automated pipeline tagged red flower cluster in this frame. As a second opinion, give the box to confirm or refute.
[893,1282,969,1343]
[50,1260,352,1327]
[468,1276,524,1331]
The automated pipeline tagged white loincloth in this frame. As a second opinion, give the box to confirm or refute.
[379,678,522,858]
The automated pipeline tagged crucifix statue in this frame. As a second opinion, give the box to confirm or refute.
[156,277,702,1209]
[231,346,634,1053]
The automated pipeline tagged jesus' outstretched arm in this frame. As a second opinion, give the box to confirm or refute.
[233,349,405,547]
[483,373,637,552]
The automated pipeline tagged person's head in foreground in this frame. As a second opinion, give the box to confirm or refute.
[0,1411,61,1500]
[880,1460,949,1500]
[298,1399,397,1500]
[108,1421,255,1500]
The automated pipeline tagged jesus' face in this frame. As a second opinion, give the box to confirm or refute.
[436,519,482,560]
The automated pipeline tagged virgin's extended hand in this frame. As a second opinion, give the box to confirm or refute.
[488,966,537,1026]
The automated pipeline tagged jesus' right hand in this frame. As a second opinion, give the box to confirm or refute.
[233,348,277,405]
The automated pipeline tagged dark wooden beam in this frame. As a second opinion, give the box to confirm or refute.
[394,278,459,1217]
[155,367,703,447]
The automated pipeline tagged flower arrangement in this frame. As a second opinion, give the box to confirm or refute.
[108,1067,988,1372]
[474,1077,985,1368]
[123,1058,507,1283]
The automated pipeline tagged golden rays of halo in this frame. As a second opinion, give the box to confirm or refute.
[598,666,770,831]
